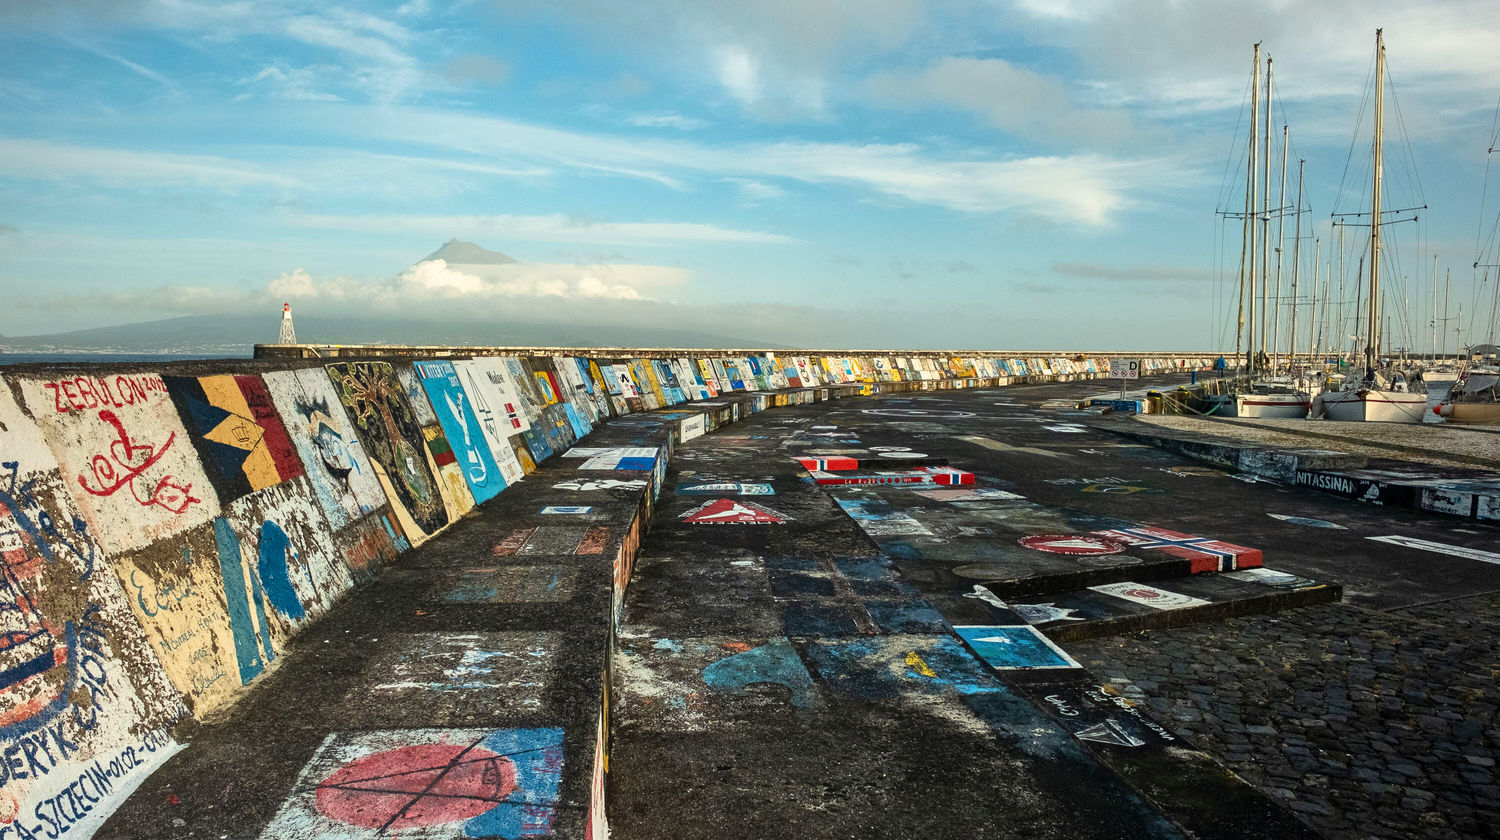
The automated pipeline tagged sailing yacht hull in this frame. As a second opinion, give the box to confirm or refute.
[1234,394,1311,418]
[1317,388,1427,423]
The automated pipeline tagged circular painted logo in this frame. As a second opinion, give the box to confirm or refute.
[1017,534,1126,556]
[317,744,517,829]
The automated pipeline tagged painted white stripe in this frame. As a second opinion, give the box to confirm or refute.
[1367,535,1500,565]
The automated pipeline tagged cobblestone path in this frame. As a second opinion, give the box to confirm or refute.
[1071,593,1500,840]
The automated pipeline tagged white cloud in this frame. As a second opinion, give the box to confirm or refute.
[272,259,665,305]
[715,45,760,105]
[235,64,344,102]
[371,107,1180,224]
[0,137,299,188]
[628,113,710,130]
[288,212,796,245]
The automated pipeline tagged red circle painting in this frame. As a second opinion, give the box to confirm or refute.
[1017,534,1125,556]
[316,744,517,829]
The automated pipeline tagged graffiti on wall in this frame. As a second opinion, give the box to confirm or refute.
[163,374,304,504]
[18,373,219,553]
[0,387,188,836]
[415,361,506,504]
[326,362,449,542]
[263,369,387,531]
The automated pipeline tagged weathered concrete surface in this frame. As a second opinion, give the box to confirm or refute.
[1100,414,1500,524]
[610,377,1499,840]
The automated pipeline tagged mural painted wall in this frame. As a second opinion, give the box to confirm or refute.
[325,362,449,545]
[17,373,220,553]
[414,361,506,504]
[262,369,388,532]
[0,387,187,839]
[393,364,475,522]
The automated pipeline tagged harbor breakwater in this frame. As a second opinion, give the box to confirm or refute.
[0,348,1211,835]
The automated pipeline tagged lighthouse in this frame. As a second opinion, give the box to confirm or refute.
[278,302,297,345]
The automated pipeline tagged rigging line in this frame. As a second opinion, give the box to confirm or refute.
[1477,96,1500,269]
[1215,69,1256,213]
[1333,44,1378,216]
[1385,66,1426,210]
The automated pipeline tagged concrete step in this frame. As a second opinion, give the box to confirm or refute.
[984,566,1342,644]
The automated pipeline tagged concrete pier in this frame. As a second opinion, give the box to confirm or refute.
[0,348,1494,839]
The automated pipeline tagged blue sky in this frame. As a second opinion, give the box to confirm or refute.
[3,0,1499,350]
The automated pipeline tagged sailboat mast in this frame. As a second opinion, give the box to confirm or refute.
[1309,236,1320,359]
[1272,125,1289,369]
[1261,56,1274,364]
[1337,226,1346,358]
[1367,29,1384,372]
[1443,268,1451,361]
[1242,44,1261,373]
[1431,254,1438,359]
[1289,158,1304,365]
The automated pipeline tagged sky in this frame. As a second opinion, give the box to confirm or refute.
[3,0,1500,351]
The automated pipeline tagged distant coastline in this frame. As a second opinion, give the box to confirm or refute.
[0,352,240,367]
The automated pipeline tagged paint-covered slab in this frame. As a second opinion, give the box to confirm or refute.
[679,414,707,442]
[450,360,528,486]
[414,360,507,504]
[260,728,565,839]
[680,498,789,525]
[1092,525,1261,573]
[675,481,774,496]
[953,625,1081,670]
[909,487,1025,502]
[1032,683,1183,749]
[0,386,189,837]
[441,567,578,603]
[18,372,221,552]
[163,373,304,504]
[614,637,819,731]
[327,362,449,543]
[353,633,560,710]
[1087,581,1211,610]
[263,369,388,531]
[810,467,973,486]
[1017,534,1125,556]
[833,498,932,537]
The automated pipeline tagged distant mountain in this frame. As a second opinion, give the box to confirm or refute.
[0,314,783,357]
[420,239,518,265]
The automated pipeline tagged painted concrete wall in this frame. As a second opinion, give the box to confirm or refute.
[0,350,1210,832]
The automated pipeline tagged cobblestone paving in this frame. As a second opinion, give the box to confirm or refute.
[1070,593,1500,840]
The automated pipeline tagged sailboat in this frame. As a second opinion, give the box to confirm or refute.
[1313,30,1428,423]
[1217,46,1317,418]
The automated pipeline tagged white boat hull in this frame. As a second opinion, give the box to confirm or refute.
[1316,388,1428,423]
[1234,393,1311,418]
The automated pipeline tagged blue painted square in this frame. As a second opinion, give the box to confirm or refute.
[954,625,1080,670]
[616,456,657,471]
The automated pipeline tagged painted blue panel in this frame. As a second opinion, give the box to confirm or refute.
[415,360,506,503]
[954,625,1079,670]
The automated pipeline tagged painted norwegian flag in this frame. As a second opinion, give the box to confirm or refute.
[809,467,973,487]
[1091,525,1262,573]
[503,401,524,430]
[797,456,860,471]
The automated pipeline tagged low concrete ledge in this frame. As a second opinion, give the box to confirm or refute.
[1090,417,1367,481]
